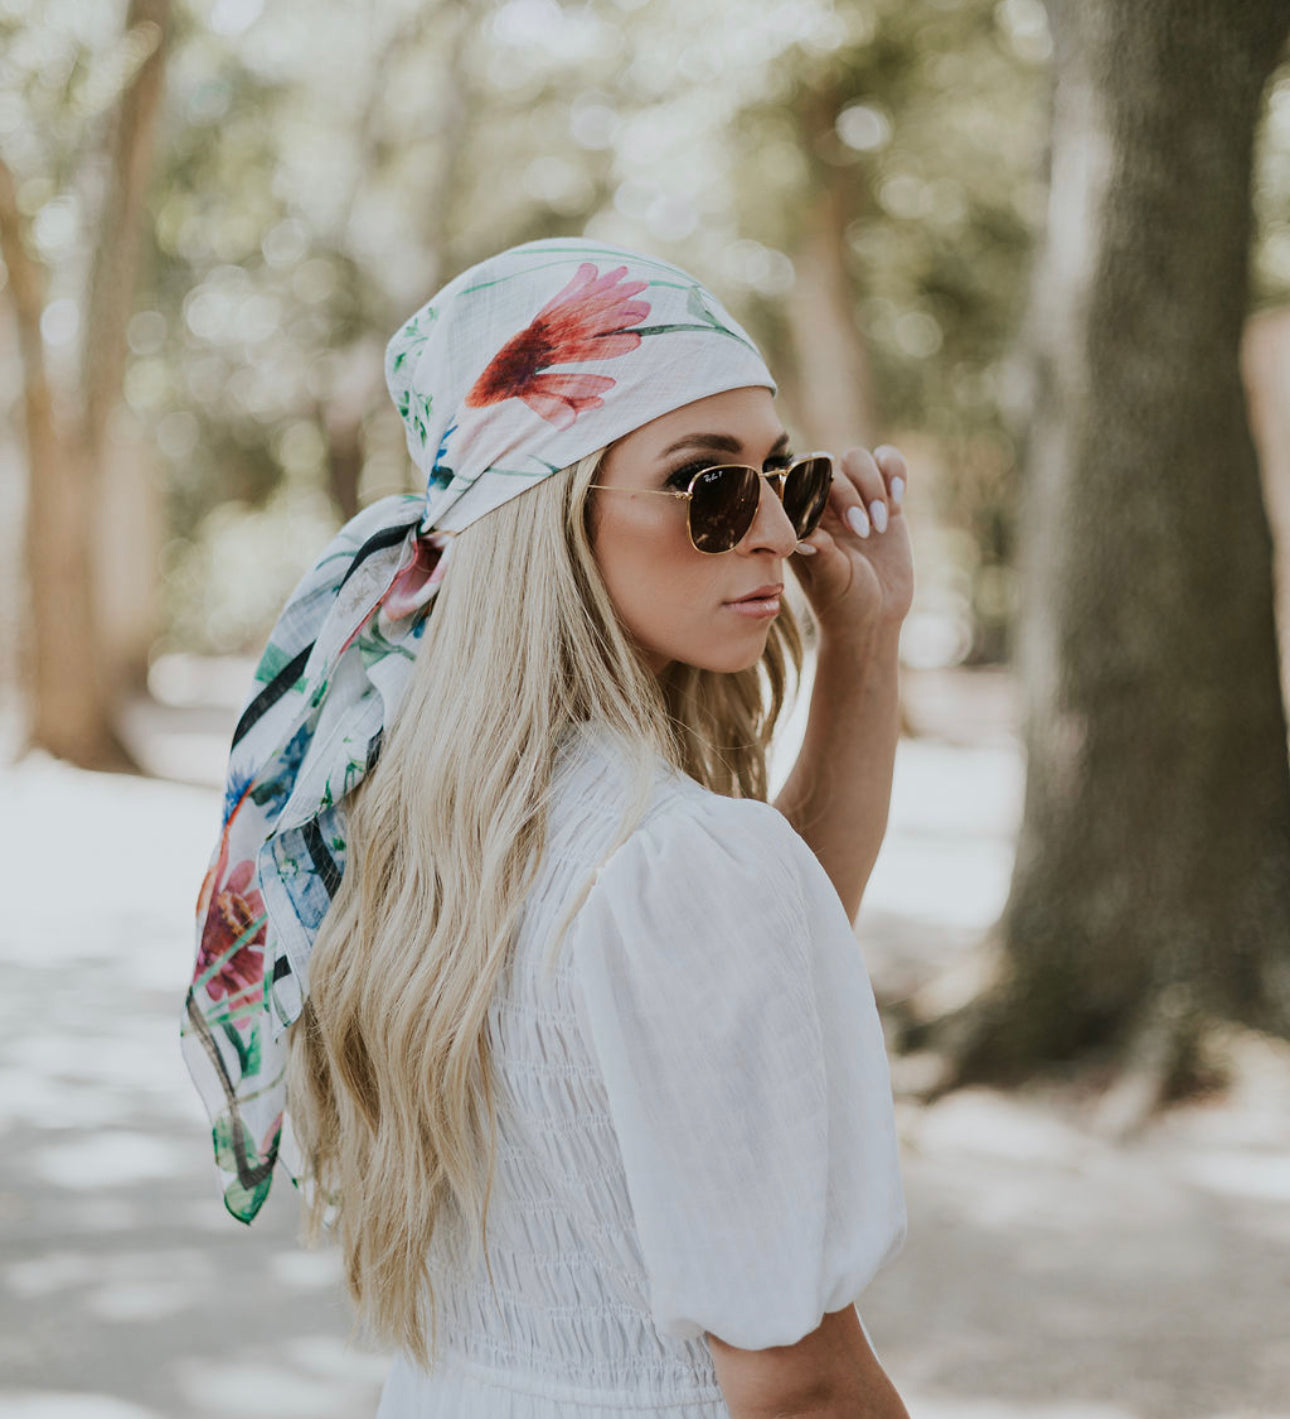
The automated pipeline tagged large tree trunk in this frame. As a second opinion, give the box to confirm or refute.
[0,159,111,765]
[313,3,477,523]
[99,410,164,696]
[786,178,880,454]
[785,84,879,454]
[920,0,1290,1126]
[3,0,170,768]
[1242,306,1290,713]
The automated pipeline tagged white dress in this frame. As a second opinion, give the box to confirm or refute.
[376,720,907,1418]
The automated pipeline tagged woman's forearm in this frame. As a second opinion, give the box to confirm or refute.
[772,620,902,924]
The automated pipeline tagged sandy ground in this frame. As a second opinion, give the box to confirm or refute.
[2,664,1288,1418]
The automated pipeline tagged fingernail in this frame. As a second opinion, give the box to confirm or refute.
[846,505,870,538]
[891,476,904,507]
[795,541,817,556]
[871,500,888,533]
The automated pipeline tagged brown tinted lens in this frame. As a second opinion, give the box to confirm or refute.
[689,465,759,553]
[782,456,833,537]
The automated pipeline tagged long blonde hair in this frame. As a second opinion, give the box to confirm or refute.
[285,446,809,1362]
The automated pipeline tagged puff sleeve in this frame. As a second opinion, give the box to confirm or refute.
[569,790,907,1351]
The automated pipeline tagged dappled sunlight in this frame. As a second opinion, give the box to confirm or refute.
[31,1132,199,1190]
[3,0,1290,1412]
[0,1397,165,1419]
[4,718,1289,1413]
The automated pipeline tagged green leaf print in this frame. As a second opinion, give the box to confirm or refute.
[412,394,432,447]
[395,389,433,447]
[212,1111,251,1174]
[319,758,365,809]
[393,307,436,367]
[224,1172,273,1222]
[686,284,718,326]
[358,618,419,667]
[221,1018,262,1078]
[213,1110,279,1220]
[254,641,305,687]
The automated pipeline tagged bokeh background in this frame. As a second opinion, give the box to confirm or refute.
[3,1,1290,1416]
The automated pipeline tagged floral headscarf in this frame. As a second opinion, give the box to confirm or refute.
[181,237,776,1222]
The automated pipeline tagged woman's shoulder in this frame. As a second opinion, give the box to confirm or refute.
[552,721,809,906]
[554,720,793,838]
[651,769,797,849]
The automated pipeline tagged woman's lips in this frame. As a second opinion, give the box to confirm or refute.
[728,583,783,603]
[725,592,782,618]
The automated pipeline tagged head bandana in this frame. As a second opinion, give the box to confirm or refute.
[180,237,777,1221]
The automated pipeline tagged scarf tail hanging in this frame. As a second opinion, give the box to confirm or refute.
[180,496,446,1222]
[180,237,777,1222]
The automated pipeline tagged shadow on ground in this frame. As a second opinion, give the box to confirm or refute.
[2,666,1287,1418]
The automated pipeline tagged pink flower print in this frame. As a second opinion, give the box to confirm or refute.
[465,263,651,430]
[195,827,267,1017]
[380,532,451,621]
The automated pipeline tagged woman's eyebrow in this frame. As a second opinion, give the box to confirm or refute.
[660,431,791,458]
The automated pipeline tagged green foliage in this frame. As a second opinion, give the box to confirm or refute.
[722,0,1047,658]
[4,0,1288,662]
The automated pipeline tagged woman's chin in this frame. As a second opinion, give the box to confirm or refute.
[681,641,772,676]
[643,621,775,677]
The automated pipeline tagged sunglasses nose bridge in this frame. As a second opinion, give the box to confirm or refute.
[742,468,800,547]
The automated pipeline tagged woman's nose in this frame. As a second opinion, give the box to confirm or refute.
[738,474,800,555]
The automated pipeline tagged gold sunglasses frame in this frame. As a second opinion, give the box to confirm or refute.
[588,451,835,555]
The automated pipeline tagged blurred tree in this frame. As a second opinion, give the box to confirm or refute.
[122,0,1054,666]
[729,0,1049,664]
[916,0,1290,1125]
[0,0,171,768]
[783,70,881,455]
[142,0,620,656]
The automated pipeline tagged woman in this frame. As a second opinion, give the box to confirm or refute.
[182,238,914,1418]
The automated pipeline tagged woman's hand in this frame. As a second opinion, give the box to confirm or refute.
[789,444,914,645]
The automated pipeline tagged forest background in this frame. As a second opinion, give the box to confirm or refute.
[3,0,1290,1415]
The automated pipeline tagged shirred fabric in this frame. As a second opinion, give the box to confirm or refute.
[374,721,906,1417]
[569,771,907,1351]
[180,237,776,1222]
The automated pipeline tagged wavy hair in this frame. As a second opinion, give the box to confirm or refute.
[285,446,809,1363]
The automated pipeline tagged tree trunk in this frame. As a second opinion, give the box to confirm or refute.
[786,179,880,453]
[99,410,164,696]
[1242,306,1290,716]
[0,161,117,767]
[82,0,168,456]
[928,0,1290,1120]
[786,86,879,453]
[4,0,170,768]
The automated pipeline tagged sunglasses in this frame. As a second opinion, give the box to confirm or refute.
[589,452,834,555]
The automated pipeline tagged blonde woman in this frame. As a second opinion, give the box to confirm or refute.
[183,239,914,1419]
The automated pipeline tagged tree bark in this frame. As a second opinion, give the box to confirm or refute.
[1242,306,1290,716]
[5,0,170,767]
[925,0,1290,1117]
[82,0,168,457]
[0,160,113,767]
[785,84,880,453]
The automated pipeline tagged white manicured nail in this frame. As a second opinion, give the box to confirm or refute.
[847,505,870,538]
[795,541,817,556]
[871,500,888,533]
[891,476,904,507]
